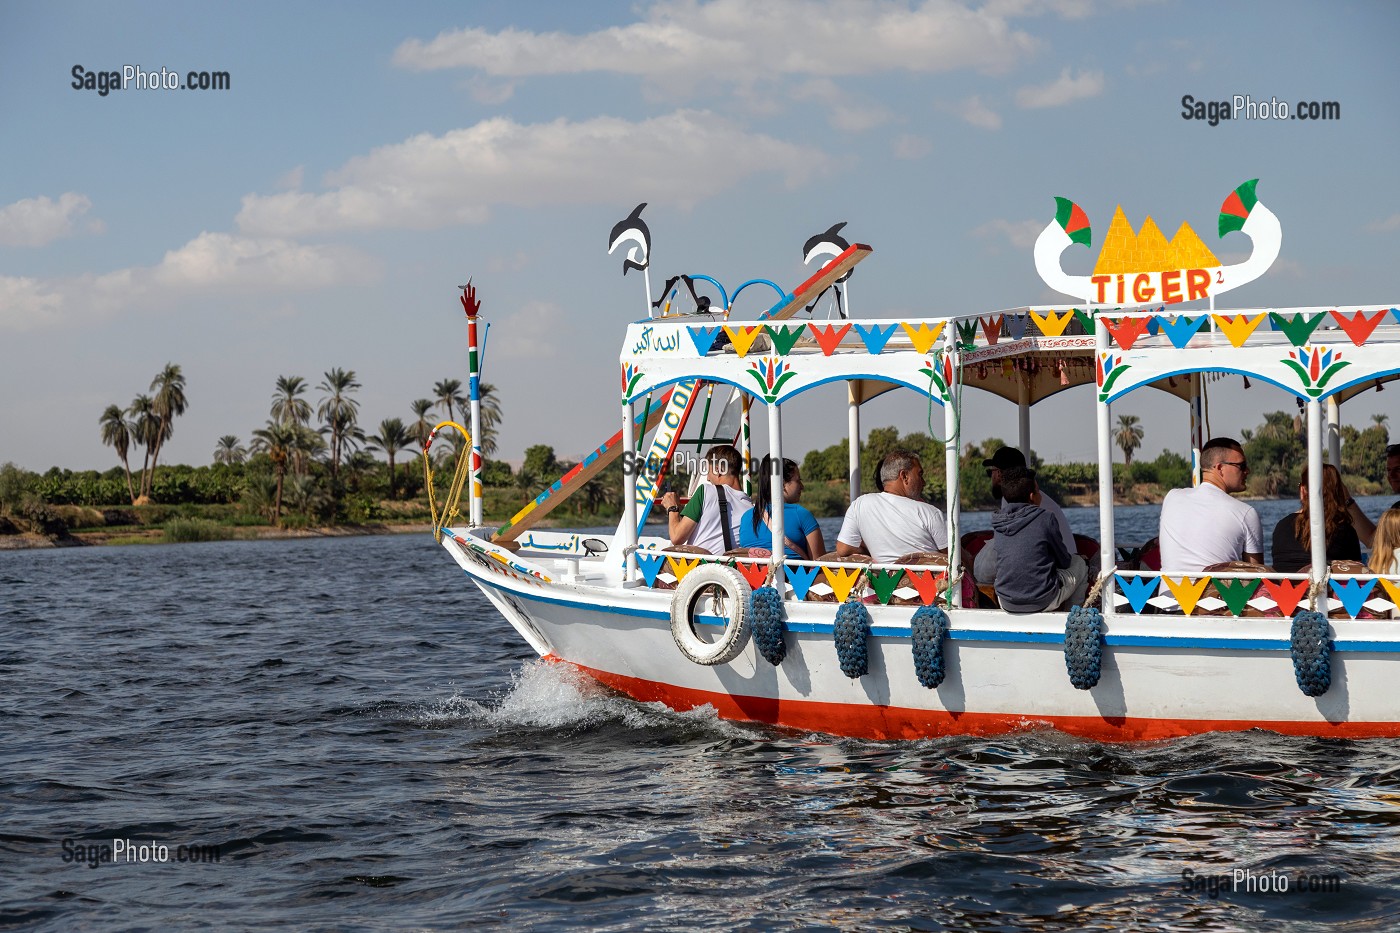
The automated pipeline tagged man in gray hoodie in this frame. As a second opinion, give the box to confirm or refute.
[991,467,1088,614]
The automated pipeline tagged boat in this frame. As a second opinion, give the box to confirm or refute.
[429,183,1400,741]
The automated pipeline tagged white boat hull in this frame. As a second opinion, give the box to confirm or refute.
[444,531,1400,741]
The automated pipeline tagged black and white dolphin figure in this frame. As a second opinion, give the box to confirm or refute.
[802,221,853,317]
[802,221,853,282]
[607,202,651,276]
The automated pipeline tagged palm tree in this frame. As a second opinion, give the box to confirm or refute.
[317,368,361,482]
[99,404,137,504]
[250,420,298,525]
[270,375,312,427]
[410,399,436,452]
[1115,414,1144,466]
[477,382,503,457]
[142,363,188,500]
[127,394,158,502]
[434,378,466,427]
[1374,413,1390,427]
[213,435,246,465]
[367,417,414,498]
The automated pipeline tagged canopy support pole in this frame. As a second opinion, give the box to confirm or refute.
[621,398,638,581]
[1189,373,1204,486]
[1307,399,1328,612]
[943,328,962,607]
[768,402,786,591]
[1095,313,1116,620]
[1326,396,1342,467]
[1017,373,1031,457]
[847,386,861,503]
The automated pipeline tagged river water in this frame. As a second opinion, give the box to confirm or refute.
[4,513,1400,929]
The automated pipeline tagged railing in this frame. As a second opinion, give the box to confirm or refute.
[1109,568,1400,619]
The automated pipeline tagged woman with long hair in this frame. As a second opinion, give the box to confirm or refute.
[738,456,825,560]
[1369,509,1400,576]
[1270,464,1365,571]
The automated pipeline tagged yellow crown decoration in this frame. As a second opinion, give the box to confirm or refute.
[1092,206,1220,276]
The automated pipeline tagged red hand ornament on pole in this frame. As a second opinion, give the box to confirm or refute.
[460,279,480,319]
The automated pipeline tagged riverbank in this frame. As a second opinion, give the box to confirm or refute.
[0,522,434,550]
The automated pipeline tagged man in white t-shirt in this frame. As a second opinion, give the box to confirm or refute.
[973,446,1076,585]
[1158,437,1263,573]
[659,445,752,555]
[836,450,948,563]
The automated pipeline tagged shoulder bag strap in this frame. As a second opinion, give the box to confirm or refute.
[715,485,735,552]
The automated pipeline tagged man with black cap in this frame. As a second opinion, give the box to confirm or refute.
[974,446,1076,587]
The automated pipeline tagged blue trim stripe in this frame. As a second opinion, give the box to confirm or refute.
[461,567,1400,653]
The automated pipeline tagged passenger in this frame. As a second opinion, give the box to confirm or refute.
[1158,437,1263,573]
[991,467,1088,613]
[836,449,948,563]
[974,446,1075,586]
[738,457,825,560]
[1368,508,1400,576]
[1270,464,1369,571]
[1388,444,1400,509]
[659,444,752,554]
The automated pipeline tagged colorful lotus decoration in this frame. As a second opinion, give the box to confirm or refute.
[1097,351,1131,402]
[918,353,955,402]
[621,362,645,400]
[1282,345,1348,398]
[747,356,797,402]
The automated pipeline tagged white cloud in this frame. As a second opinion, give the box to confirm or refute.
[468,76,515,105]
[392,0,1040,81]
[973,218,1043,249]
[0,233,378,332]
[892,134,933,159]
[792,79,894,132]
[1368,213,1400,234]
[947,95,1002,129]
[489,300,572,362]
[0,276,66,331]
[1015,67,1105,108]
[235,111,836,238]
[0,192,95,247]
[277,165,305,190]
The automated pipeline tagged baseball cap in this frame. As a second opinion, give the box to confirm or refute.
[982,447,1027,470]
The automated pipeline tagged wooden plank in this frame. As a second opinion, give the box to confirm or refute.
[761,243,872,321]
[493,392,672,542]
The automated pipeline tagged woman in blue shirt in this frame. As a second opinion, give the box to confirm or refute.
[738,457,825,560]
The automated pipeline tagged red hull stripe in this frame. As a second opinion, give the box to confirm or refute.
[552,657,1400,742]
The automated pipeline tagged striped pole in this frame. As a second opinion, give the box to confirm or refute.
[461,282,485,527]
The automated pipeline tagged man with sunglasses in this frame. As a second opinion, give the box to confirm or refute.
[1158,437,1264,573]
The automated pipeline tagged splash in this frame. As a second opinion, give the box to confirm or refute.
[413,660,750,737]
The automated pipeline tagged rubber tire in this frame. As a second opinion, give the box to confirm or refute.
[669,563,752,666]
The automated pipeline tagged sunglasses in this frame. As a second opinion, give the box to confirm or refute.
[1218,460,1249,471]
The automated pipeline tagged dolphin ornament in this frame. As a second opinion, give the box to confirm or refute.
[1034,180,1281,306]
[801,221,853,317]
[608,202,651,276]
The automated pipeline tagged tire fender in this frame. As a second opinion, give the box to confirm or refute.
[669,563,752,666]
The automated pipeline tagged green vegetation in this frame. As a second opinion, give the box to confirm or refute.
[6,374,1396,548]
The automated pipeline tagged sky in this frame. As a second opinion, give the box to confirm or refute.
[2,0,1399,474]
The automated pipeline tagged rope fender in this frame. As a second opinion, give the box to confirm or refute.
[910,605,949,689]
[834,600,870,679]
[750,586,787,666]
[1064,605,1104,690]
[1290,609,1332,697]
